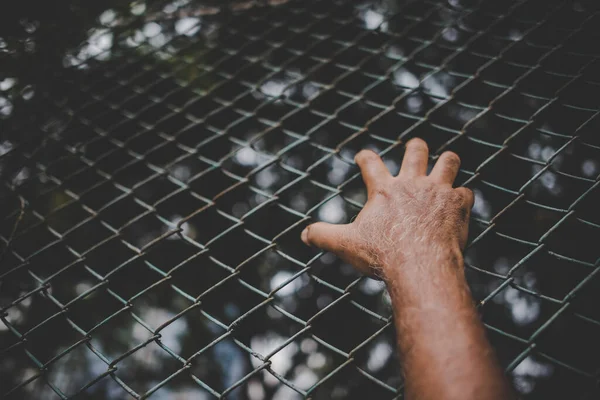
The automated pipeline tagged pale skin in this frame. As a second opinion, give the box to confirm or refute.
[301,138,515,400]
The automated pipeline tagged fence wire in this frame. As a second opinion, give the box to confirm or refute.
[1,0,600,398]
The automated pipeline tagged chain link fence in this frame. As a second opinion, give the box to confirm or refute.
[1,0,600,398]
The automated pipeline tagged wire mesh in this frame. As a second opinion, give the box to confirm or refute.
[1,0,600,399]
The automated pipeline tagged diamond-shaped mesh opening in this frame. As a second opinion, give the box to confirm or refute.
[2,0,600,399]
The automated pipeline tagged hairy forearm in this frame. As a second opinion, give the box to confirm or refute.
[302,140,513,399]
[384,247,514,400]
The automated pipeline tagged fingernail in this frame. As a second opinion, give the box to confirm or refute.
[301,227,309,245]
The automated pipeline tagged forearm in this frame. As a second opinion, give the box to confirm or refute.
[384,247,514,400]
[301,140,513,398]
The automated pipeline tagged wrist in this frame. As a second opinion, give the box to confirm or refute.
[380,243,464,283]
[381,244,471,310]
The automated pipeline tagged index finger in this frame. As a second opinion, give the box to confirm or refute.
[355,150,391,196]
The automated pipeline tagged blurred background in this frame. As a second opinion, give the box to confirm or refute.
[1,0,599,399]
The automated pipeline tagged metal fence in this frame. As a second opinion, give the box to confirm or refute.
[1,0,600,398]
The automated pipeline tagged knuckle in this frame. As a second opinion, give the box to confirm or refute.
[448,197,466,215]
[456,187,474,204]
[448,189,464,204]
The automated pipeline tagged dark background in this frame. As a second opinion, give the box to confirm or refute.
[1,0,599,399]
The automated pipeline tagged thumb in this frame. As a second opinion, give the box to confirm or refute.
[301,222,351,255]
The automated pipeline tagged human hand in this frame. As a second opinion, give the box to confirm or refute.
[301,138,474,279]
[301,139,513,400]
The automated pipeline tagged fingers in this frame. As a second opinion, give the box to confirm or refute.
[429,151,461,184]
[456,186,475,208]
[399,138,429,178]
[301,222,373,275]
[354,150,391,195]
[301,222,351,255]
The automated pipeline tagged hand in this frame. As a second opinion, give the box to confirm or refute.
[301,138,474,279]
[301,138,513,400]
